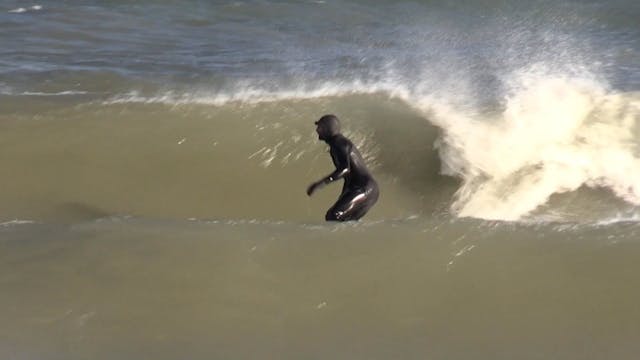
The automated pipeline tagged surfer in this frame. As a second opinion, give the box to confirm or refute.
[306,114,379,221]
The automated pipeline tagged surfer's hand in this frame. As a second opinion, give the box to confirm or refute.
[306,182,319,196]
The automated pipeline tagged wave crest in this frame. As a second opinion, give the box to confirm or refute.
[102,80,410,106]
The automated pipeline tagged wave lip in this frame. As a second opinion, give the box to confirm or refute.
[102,80,411,107]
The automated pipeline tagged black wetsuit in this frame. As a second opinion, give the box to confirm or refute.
[307,115,379,221]
[323,134,379,221]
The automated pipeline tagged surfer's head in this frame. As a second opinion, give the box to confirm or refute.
[315,114,340,141]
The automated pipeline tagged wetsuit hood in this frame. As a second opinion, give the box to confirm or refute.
[315,114,341,141]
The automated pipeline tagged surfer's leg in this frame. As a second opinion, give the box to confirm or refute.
[325,194,355,221]
[325,185,378,222]
[348,184,379,220]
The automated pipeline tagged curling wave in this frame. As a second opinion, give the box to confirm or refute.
[98,73,640,222]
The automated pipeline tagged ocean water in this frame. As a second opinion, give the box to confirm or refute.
[1,1,640,359]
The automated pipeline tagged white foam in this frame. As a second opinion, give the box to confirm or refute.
[1,220,37,227]
[0,89,89,96]
[595,213,640,226]
[19,90,88,96]
[8,5,42,13]
[429,74,640,221]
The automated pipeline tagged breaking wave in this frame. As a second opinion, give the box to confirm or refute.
[97,71,640,222]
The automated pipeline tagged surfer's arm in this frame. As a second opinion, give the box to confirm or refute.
[306,143,351,196]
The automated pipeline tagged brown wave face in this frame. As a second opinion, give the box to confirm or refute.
[0,93,456,223]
